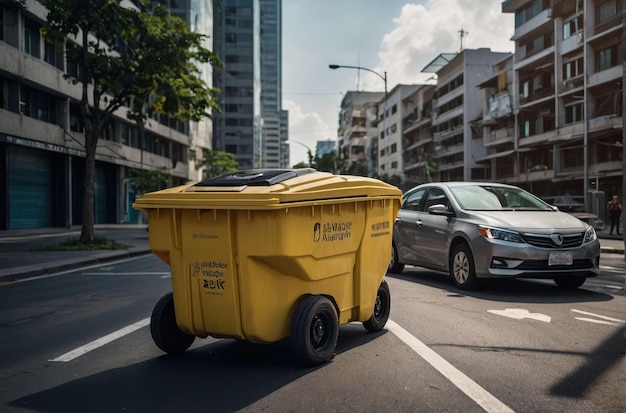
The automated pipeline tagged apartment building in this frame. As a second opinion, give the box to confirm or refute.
[476,55,517,183]
[337,91,384,175]
[0,0,191,230]
[378,84,421,180]
[423,48,512,182]
[501,0,623,212]
[401,84,436,188]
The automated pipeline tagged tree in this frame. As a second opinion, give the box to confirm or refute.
[128,168,171,196]
[195,148,239,180]
[121,2,222,156]
[39,0,221,244]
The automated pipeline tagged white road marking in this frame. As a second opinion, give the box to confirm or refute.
[571,309,626,326]
[49,318,150,362]
[12,256,150,283]
[487,308,551,323]
[387,320,515,413]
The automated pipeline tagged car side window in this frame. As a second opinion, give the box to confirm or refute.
[425,188,449,210]
[402,188,426,211]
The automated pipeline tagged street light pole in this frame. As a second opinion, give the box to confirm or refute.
[328,64,387,97]
[285,139,314,166]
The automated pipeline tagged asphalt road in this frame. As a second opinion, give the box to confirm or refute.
[0,254,624,413]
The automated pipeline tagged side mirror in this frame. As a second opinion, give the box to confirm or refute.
[428,204,454,216]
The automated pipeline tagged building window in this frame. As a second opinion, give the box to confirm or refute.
[24,18,41,58]
[563,57,583,79]
[565,103,583,124]
[0,8,4,42]
[44,41,56,66]
[20,85,57,123]
[563,15,582,40]
[597,45,618,71]
[391,104,397,114]
[596,0,615,24]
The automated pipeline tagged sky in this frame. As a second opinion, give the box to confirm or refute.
[282,0,516,166]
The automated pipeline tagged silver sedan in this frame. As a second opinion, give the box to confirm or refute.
[388,182,600,290]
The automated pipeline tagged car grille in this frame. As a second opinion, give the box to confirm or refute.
[522,232,584,249]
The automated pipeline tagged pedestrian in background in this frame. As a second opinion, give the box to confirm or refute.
[607,195,622,235]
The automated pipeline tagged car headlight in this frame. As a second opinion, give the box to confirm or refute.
[477,225,524,243]
[584,226,597,243]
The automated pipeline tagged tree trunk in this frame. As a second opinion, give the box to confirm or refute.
[79,26,96,244]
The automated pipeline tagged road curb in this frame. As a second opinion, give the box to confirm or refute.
[0,249,152,283]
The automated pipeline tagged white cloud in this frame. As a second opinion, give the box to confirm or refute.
[360,0,515,88]
[284,99,333,166]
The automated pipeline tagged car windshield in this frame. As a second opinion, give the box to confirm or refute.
[449,185,553,211]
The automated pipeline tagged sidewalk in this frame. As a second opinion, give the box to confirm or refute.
[0,224,624,283]
[0,224,152,283]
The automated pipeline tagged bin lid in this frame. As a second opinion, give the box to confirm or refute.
[194,168,317,188]
[133,168,402,211]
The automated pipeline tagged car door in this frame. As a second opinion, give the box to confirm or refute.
[394,187,428,265]
[415,187,453,270]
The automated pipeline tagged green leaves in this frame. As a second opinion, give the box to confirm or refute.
[196,149,239,180]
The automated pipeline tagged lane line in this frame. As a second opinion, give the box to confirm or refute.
[49,318,150,362]
[574,317,621,326]
[387,320,515,413]
[571,309,626,323]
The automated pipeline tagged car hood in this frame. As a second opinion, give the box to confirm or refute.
[464,210,588,232]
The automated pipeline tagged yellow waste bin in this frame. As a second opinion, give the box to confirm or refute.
[133,168,402,365]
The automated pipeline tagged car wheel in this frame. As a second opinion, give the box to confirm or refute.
[151,292,195,354]
[363,280,391,332]
[450,243,478,290]
[290,295,339,366]
[554,276,586,289]
[388,242,404,274]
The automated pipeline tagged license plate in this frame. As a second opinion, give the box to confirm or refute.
[549,251,573,266]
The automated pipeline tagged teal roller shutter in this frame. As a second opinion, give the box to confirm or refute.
[8,146,52,228]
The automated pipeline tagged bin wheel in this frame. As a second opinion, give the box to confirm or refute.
[363,280,391,332]
[290,295,339,366]
[151,292,195,354]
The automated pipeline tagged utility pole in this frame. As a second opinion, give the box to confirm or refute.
[458,28,468,52]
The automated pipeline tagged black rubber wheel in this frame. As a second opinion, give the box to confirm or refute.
[450,243,478,290]
[150,292,195,354]
[554,276,586,289]
[388,242,404,274]
[290,295,339,366]
[363,280,391,332]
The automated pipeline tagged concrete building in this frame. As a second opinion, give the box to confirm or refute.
[423,48,512,182]
[501,0,623,214]
[378,84,421,179]
[401,84,436,188]
[337,91,384,176]
[0,0,191,229]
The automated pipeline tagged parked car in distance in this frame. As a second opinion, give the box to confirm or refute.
[389,182,601,290]
[541,194,604,230]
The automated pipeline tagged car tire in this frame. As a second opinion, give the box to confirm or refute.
[554,276,586,289]
[450,243,478,290]
[388,242,404,274]
[290,295,339,366]
[151,292,195,354]
[363,280,391,332]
